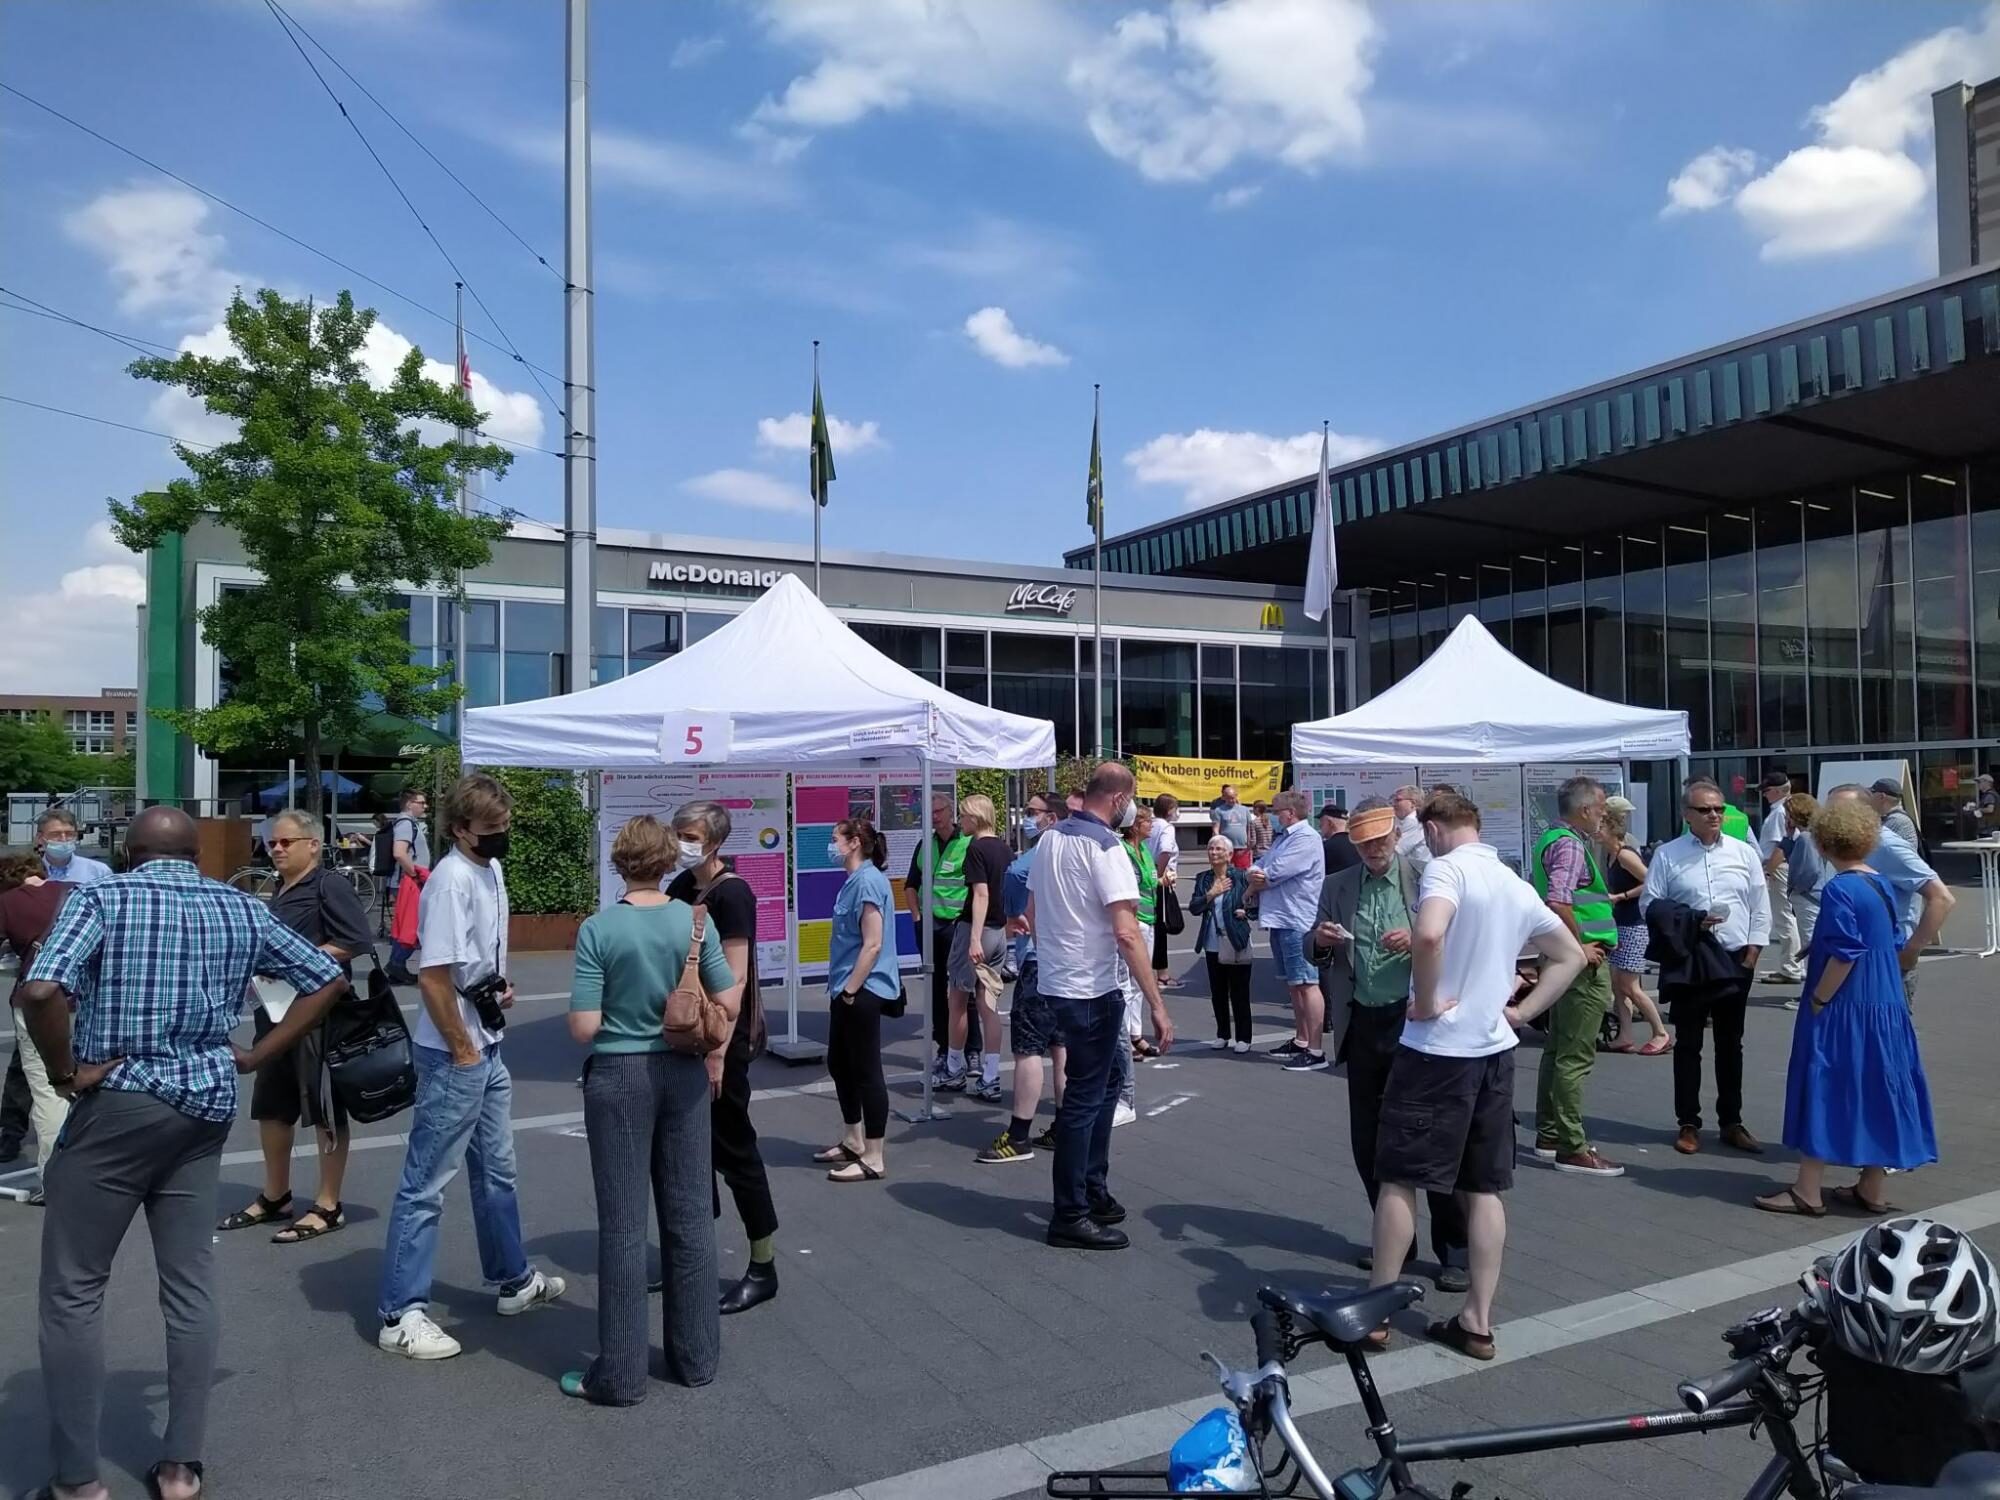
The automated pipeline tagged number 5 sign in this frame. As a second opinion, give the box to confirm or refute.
[657,712,734,764]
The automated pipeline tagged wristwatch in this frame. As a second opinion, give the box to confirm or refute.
[50,1065,77,1089]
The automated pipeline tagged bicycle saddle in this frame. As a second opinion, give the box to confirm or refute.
[1258,1280,1424,1349]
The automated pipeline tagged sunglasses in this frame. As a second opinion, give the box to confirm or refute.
[268,836,318,850]
[1685,805,1725,816]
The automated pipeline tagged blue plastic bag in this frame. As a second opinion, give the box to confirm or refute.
[1167,1407,1256,1493]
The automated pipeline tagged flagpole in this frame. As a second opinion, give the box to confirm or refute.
[1322,418,1336,714]
[453,283,468,784]
[811,339,822,598]
[1092,383,1104,760]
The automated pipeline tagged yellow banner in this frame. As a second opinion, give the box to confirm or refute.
[1132,756,1285,805]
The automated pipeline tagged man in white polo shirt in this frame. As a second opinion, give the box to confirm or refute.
[1366,791,1585,1363]
[1029,762,1174,1251]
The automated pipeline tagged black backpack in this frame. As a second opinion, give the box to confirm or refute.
[371,821,398,877]
[323,959,417,1124]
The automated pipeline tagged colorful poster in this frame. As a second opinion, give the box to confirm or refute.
[793,768,951,979]
[1298,765,1416,821]
[597,770,790,982]
[1523,763,1626,858]
[1419,764,1527,871]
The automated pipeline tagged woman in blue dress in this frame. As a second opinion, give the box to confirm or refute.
[1755,799,1937,1218]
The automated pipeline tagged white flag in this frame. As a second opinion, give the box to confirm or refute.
[1303,425,1337,622]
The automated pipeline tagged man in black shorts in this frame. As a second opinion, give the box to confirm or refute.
[1367,792,1584,1362]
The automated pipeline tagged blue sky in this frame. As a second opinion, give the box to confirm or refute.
[3,0,1995,693]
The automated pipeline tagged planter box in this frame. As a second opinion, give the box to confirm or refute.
[509,913,584,952]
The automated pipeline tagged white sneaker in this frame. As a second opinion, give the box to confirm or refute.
[1229,1040,1250,1054]
[378,1308,462,1361]
[496,1269,567,1317]
[1113,1102,1137,1128]
[1205,1037,1230,1049]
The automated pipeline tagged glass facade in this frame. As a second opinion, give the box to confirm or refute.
[1363,459,1999,845]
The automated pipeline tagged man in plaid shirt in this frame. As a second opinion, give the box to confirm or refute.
[15,807,347,1500]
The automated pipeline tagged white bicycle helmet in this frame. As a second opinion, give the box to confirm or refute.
[1824,1217,2000,1375]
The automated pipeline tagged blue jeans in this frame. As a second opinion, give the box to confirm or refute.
[377,1044,529,1322]
[1047,990,1123,1223]
[1269,926,1316,986]
[388,942,416,974]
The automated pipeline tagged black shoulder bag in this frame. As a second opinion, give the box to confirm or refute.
[316,874,419,1124]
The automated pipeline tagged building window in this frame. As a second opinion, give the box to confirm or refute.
[1973,459,2000,740]
[502,600,562,703]
[1415,575,1449,663]
[1388,582,1420,680]
[1200,644,1236,759]
[851,623,940,684]
[1709,510,1757,750]
[594,605,625,686]
[1583,537,1623,699]
[1476,561,1513,650]
[1367,592,1395,703]
[992,633,1076,756]
[1910,466,1972,742]
[946,630,989,706]
[628,610,680,670]
[1804,490,1859,747]
[1856,480,1914,744]
[65,709,118,755]
[1755,500,1807,749]
[1118,640,1194,756]
[1081,639,1115,758]
[686,611,732,647]
[1445,569,1477,635]
[1664,521,1711,750]
[1545,546,1585,689]
[1512,555,1548,673]
[1240,646,1310,761]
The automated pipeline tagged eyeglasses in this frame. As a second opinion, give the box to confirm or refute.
[1685,804,1725,816]
[268,836,316,850]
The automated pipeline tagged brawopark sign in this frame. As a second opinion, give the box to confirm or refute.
[647,560,785,589]
[1004,582,1078,617]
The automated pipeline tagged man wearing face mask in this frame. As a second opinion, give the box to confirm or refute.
[377,773,565,1361]
[38,809,111,886]
[665,800,779,1315]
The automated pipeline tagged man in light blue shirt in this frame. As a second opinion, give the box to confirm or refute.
[1818,785,1954,1005]
[37,809,111,885]
[1248,788,1329,1071]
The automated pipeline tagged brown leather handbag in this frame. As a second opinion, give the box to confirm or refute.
[662,906,732,1055]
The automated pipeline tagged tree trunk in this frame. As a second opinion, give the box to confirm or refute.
[302,717,323,820]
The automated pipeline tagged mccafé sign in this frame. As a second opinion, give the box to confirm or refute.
[1005,582,1079,616]
[647,560,784,589]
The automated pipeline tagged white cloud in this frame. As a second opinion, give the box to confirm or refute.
[1126,427,1382,507]
[492,124,792,205]
[0,528,145,694]
[682,467,810,514]
[63,185,244,316]
[60,563,147,605]
[1068,0,1379,183]
[84,520,136,561]
[1211,183,1264,211]
[888,216,1085,292]
[1661,146,1757,216]
[756,412,884,453]
[1662,4,2000,258]
[670,34,725,68]
[963,306,1067,369]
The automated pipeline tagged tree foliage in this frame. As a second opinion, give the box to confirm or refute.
[399,745,595,917]
[0,718,92,802]
[112,289,513,815]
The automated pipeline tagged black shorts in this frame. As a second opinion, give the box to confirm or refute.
[248,1008,347,1130]
[1374,1045,1514,1196]
[1009,960,1064,1058]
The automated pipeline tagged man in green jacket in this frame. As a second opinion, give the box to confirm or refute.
[1530,775,1623,1179]
[906,793,976,1083]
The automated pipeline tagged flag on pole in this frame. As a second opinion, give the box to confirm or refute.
[810,364,836,509]
[1303,423,1338,622]
[458,348,473,395]
[1085,397,1103,533]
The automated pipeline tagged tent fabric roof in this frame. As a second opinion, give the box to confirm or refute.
[1293,615,1690,765]
[462,573,1057,770]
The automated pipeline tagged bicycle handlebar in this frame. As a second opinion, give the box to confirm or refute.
[1251,1308,1283,1369]
[1677,1315,1811,1414]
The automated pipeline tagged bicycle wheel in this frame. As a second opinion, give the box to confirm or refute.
[226,867,278,904]
[342,868,376,911]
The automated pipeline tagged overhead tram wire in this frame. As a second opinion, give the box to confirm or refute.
[0,81,563,387]
[265,0,562,285]
[0,289,180,358]
[261,0,566,430]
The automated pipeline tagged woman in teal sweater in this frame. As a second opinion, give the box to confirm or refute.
[561,816,741,1405]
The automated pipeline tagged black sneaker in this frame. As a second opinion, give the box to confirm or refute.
[1283,1050,1329,1072]
[1087,1194,1127,1225]
[1268,1039,1306,1058]
[1048,1216,1128,1251]
[0,1140,21,1167]
[1033,1123,1058,1150]
[976,1132,1035,1165]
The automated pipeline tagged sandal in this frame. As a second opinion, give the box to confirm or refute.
[811,1143,861,1164]
[1754,1188,1827,1218]
[1364,1326,1390,1351]
[1637,1035,1674,1056]
[827,1160,885,1183]
[1829,1184,1896,1216]
[272,1202,345,1243]
[145,1460,205,1499]
[217,1190,292,1232]
[1605,1041,1637,1054]
[1426,1315,1496,1362]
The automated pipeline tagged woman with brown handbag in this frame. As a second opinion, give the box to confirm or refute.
[559,815,742,1404]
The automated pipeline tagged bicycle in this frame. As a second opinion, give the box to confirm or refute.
[225,852,374,910]
[1049,1274,1847,1500]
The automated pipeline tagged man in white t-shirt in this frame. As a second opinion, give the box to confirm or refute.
[1029,762,1174,1251]
[1366,791,1585,1363]
[377,773,565,1361]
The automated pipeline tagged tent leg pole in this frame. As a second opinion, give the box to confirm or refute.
[769,771,824,1064]
[895,755,946,1124]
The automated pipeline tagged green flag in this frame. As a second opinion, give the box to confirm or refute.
[811,369,836,508]
[1085,401,1102,534]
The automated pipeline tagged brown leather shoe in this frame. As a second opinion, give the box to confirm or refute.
[1674,1126,1700,1155]
[1722,1124,1764,1155]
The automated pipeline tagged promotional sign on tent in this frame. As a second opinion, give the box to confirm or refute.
[1524,763,1626,852]
[793,769,948,978]
[1132,756,1284,806]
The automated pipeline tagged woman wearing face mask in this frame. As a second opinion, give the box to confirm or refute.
[664,801,779,1316]
[815,817,900,1183]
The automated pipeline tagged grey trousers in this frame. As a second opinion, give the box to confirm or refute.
[581,1051,718,1403]
[40,1088,230,1486]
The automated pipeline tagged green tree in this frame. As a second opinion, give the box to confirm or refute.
[0,718,88,802]
[113,289,512,817]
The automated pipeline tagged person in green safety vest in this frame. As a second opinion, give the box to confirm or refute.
[1112,802,1161,1122]
[905,794,978,1083]
[1529,775,1624,1178]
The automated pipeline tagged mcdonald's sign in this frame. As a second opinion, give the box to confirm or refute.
[1259,602,1285,629]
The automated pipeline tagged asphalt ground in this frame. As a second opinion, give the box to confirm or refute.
[0,891,1993,1500]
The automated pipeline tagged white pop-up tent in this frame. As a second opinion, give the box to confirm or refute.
[462,573,1056,1109]
[1292,614,1690,766]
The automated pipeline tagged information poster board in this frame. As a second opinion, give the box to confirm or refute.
[793,769,950,979]
[1523,763,1626,856]
[1298,765,1416,821]
[1420,764,1527,871]
[597,770,790,982]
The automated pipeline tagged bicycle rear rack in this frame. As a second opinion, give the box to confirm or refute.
[1045,1450,1306,1500]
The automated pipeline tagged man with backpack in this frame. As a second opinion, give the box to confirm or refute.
[384,789,430,986]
